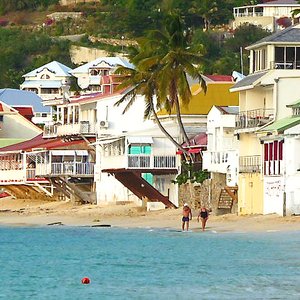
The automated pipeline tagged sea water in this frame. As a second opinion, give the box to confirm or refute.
[0,226,300,300]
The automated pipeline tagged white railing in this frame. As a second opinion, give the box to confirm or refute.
[127,154,177,169]
[26,168,36,180]
[239,155,261,173]
[44,121,97,137]
[203,150,238,173]
[236,108,274,129]
[50,162,94,176]
[43,124,57,138]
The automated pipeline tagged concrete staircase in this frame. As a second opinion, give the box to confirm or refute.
[218,186,238,212]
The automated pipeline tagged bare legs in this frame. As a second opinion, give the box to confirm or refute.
[182,221,189,231]
[201,218,208,231]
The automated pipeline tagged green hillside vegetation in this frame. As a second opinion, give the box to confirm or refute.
[0,0,270,89]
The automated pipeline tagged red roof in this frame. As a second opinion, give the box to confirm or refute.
[13,107,34,120]
[182,133,207,148]
[0,103,3,112]
[0,133,95,152]
[204,75,233,82]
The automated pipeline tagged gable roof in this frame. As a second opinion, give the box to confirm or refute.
[216,106,239,115]
[0,88,50,113]
[230,71,268,92]
[71,57,134,74]
[0,133,95,152]
[246,24,300,50]
[23,61,72,77]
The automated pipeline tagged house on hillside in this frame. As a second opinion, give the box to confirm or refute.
[0,101,42,149]
[0,89,51,125]
[233,0,300,32]
[70,57,133,93]
[230,23,300,215]
[20,61,72,104]
[202,106,239,213]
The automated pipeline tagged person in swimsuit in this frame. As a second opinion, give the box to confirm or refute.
[182,203,192,231]
[197,207,209,231]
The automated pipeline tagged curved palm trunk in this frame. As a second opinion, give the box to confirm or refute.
[149,99,189,156]
[173,96,194,163]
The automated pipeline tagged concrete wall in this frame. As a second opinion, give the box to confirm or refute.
[70,46,109,65]
[60,0,99,5]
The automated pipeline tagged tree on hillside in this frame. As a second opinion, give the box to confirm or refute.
[115,14,206,157]
[188,0,218,31]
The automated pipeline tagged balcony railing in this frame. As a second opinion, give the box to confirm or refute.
[50,162,94,176]
[236,108,274,129]
[203,150,238,173]
[43,124,57,138]
[239,155,261,173]
[127,154,177,169]
[270,61,300,70]
[43,121,97,137]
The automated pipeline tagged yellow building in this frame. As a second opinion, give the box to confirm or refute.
[231,24,300,215]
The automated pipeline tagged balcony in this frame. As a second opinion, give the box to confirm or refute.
[43,121,97,138]
[236,108,274,129]
[101,153,178,174]
[127,154,177,169]
[203,150,238,173]
[239,155,261,173]
[36,162,94,177]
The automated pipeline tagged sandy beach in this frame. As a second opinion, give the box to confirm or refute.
[1,197,300,233]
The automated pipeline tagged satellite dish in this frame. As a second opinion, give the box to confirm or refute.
[78,76,90,89]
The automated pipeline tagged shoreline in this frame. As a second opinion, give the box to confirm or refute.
[1,198,300,233]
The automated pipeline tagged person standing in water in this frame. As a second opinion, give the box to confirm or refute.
[197,207,209,231]
[182,203,192,231]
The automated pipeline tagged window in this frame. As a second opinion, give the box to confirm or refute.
[274,46,300,69]
[264,140,284,175]
[41,74,50,79]
[254,48,267,71]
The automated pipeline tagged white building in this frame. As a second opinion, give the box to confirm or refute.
[20,61,72,103]
[259,101,300,216]
[203,106,239,187]
[233,0,300,32]
[70,57,134,93]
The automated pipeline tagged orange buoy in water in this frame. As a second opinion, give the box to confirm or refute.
[81,277,90,284]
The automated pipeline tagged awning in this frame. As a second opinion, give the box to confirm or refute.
[75,150,88,156]
[127,137,153,144]
[188,148,201,153]
[260,116,300,134]
[51,150,75,156]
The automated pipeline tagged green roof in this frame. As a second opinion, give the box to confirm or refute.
[261,116,300,133]
[0,139,26,148]
[286,100,300,108]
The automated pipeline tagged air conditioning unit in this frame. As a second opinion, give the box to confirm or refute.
[99,120,109,128]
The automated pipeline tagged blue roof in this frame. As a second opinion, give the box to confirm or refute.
[71,57,134,74]
[23,61,72,77]
[0,89,50,112]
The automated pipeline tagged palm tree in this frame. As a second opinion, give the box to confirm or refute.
[115,60,190,155]
[115,14,206,157]
[136,14,206,145]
